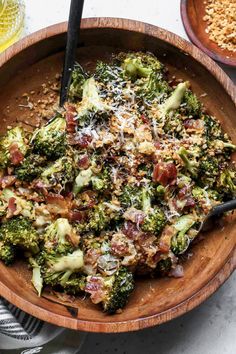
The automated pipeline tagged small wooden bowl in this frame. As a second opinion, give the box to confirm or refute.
[181,0,236,67]
[0,18,235,333]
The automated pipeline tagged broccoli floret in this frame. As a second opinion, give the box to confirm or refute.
[102,267,134,313]
[42,249,84,288]
[61,274,86,295]
[0,241,15,265]
[31,116,66,159]
[43,218,78,255]
[137,72,170,102]
[0,217,39,254]
[203,115,225,141]
[162,82,189,115]
[15,153,47,181]
[198,157,219,187]
[119,52,163,80]
[119,185,143,209]
[0,127,28,168]
[1,188,35,219]
[91,168,111,192]
[29,257,43,296]
[95,61,123,84]
[217,169,236,198]
[76,77,110,124]
[141,207,166,235]
[77,202,121,234]
[177,147,198,178]
[156,257,172,276]
[214,140,236,153]
[88,203,120,232]
[182,90,202,117]
[68,62,88,100]
[40,156,75,190]
[171,215,196,255]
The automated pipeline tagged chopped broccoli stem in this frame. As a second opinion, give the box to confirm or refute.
[29,257,43,296]
[162,82,189,114]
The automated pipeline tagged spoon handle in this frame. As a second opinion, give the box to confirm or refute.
[210,199,236,216]
[60,0,84,107]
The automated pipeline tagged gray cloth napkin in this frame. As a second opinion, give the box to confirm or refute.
[0,297,86,353]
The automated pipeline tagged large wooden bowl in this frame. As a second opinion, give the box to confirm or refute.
[0,18,235,333]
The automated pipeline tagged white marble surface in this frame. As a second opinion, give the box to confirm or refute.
[19,1,236,353]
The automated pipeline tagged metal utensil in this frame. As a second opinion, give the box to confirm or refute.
[200,199,236,232]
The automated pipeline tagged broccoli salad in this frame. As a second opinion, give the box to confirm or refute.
[0,52,235,314]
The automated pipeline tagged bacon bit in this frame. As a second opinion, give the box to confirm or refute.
[68,210,86,222]
[83,249,101,275]
[153,162,177,186]
[0,176,16,188]
[77,134,93,148]
[66,230,80,248]
[33,181,48,196]
[169,264,184,278]
[184,119,204,132]
[85,276,105,304]
[185,197,195,208]
[178,186,189,199]
[122,221,140,240]
[77,155,90,169]
[65,105,77,133]
[46,193,70,216]
[158,225,175,250]
[123,208,145,225]
[158,240,170,253]
[140,114,149,124]
[8,197,17,215]
[9,143,24,165]
[154,141,161,149]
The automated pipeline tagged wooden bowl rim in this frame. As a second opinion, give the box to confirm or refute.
[180,0,236,67]
[0,18,235,332]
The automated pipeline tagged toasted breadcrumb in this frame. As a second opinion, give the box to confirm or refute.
[203,0,236,52]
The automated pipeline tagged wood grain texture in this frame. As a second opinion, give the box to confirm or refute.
[0,18,235,333]
[181,0,236,67]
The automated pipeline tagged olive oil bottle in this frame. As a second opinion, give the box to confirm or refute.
[0,0,25,52]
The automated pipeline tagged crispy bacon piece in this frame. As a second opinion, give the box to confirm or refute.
[46,193,71,216]
[68,210,86,222]
[7,197,17,217]
[65,104,77,133]
[0,176,16,188]
[77,155,90,169]
[9,143,24,165]
[123,208,145,225]
[140,114,149,124]
[153,162,177,186]
[85,276,106,304]
[184,119,204,132]
[122,221,141,240]
[158,225,176,252]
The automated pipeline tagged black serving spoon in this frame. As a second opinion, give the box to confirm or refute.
[60,0,84,107]
[200,199,236,232]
